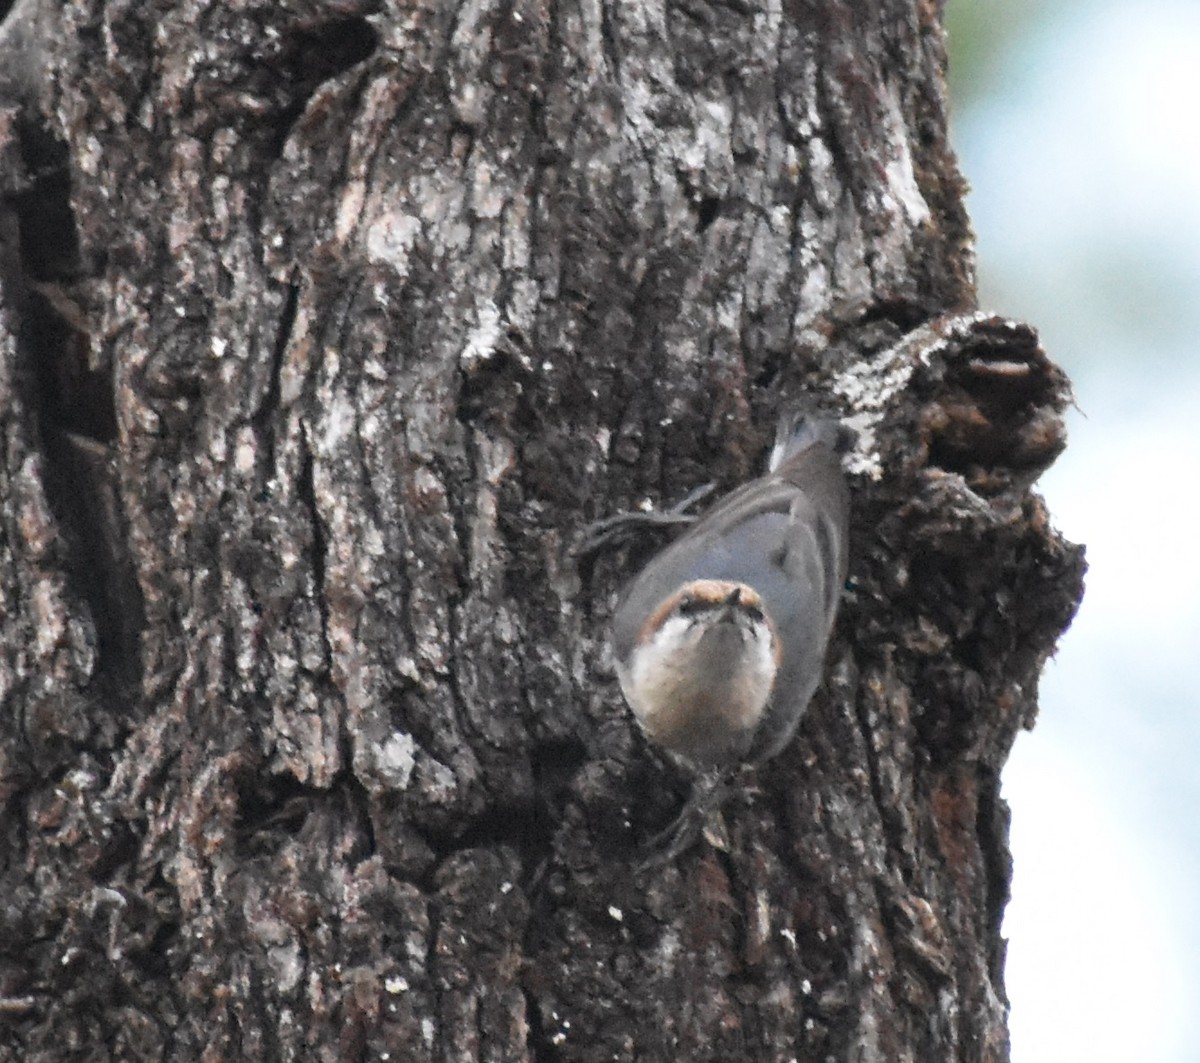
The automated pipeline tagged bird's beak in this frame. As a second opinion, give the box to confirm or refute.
[719,586,742,619]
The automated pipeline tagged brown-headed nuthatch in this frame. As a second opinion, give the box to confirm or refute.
[607,414,850,853]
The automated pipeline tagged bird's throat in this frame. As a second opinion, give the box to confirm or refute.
[624,627,776,764]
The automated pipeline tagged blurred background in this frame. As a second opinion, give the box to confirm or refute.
[944,2,1200,1060]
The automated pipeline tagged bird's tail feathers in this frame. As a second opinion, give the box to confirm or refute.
[768,409,853,471]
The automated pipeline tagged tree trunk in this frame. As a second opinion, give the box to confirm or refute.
[0,0,1084,1059]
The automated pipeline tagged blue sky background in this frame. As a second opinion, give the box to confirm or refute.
[945,2,1200,1060]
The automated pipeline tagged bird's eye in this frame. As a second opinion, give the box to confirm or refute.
[676,597,708,617]
[745,605,765,623]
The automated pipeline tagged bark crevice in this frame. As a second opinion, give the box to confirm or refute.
[8,108,145,703]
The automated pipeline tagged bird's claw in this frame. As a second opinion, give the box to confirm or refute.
[576,482,717,559]
[636,770,728,869]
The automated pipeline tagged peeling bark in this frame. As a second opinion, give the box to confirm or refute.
[0,0,1083,1060]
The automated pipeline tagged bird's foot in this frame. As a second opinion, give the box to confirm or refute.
[576,482,716,559]
[637,770,727,869]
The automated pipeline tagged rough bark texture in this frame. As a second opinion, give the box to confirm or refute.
[0,0,1084,1060]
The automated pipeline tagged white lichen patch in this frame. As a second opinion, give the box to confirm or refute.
[832,312,997,480]
[335,178,367,244]
[469,157,506,219]
[678,98,733,182]
[319,392,357,453]
[459,298,503,370]
[420,757,458,803]
[752,889,771,942]
[378,732,417,789]
[32,579,67,658]
[880,86,931,227]
[506,276,539,332]
[362,523,385,560]
[233,426,257,476]
[807,136,837,212]
[654,926,681,975]
[365,210,423,279]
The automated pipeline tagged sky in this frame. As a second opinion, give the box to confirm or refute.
[946,2,1200,1060]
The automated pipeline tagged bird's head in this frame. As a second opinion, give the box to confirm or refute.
[616,579,781,762]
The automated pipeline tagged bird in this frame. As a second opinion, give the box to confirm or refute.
[603,413,851,859]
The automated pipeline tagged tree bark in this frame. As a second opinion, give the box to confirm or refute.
[0,0,1084,1060]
